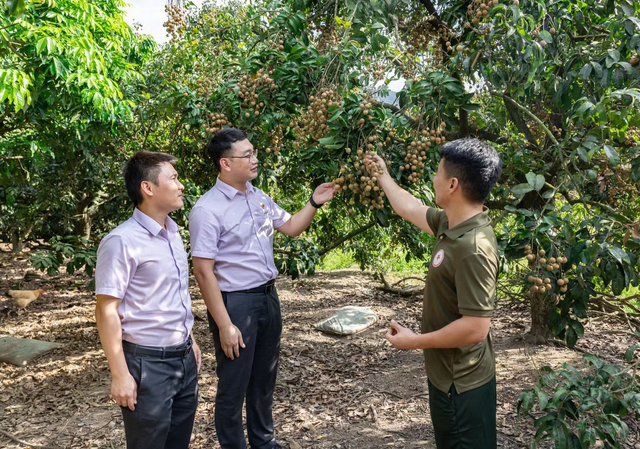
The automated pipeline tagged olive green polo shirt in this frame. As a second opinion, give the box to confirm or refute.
[423,208,499,394]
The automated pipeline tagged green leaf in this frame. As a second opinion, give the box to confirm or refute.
[609,246,630,265]
[625,344,638,362]
[512,183,534,197]
[7,0,25,16]
[553,422,568,449]
[537,389,549,411]
[579,64,592,79]
[526,172,537,187]
[603,144,620,165]
[535,175,545,191]
[376,210,389,227]
[539,30,553,44]
[566,326,578,348]
[461,103,480,112]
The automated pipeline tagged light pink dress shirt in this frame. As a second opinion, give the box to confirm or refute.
[189,178,291,291]
[95,208,194,347]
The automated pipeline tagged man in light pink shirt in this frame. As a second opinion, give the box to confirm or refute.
[95,151,201,449]
[191,128,335,449]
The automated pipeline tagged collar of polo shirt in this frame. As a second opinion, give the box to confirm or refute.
[442,207,490,240]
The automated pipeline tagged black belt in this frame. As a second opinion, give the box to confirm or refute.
[123,338,192,358]
[222,280,275,295]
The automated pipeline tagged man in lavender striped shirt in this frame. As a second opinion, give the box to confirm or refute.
[95,151,200,449]
[191,128,335,449]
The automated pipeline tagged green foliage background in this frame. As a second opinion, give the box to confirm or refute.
[2,0,640,445]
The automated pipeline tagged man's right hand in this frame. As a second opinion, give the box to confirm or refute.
[364,153,389,178]
[220,324,245,360]
[111,373,138,411]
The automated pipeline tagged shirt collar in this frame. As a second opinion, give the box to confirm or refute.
[442,207,491,240]
[133,208,177,237]
[214,177,255,199]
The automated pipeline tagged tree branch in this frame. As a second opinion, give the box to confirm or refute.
[377,272,423,297]
[490,90,559,147]
[318,220,378,256]
[559,189,631,222]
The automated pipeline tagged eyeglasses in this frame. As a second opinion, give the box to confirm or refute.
[227,149,259,161]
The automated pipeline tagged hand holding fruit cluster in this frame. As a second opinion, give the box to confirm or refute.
[331,148,387,211]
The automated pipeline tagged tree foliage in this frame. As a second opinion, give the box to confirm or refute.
[2,0,640,344]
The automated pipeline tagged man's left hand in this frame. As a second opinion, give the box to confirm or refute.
[192,339,202,373]
[312,182,336,205]
[385,319,417,350]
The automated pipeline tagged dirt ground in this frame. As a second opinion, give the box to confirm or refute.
[1,245,639,448]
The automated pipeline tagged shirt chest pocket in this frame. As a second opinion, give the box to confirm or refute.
[172,245,190,283]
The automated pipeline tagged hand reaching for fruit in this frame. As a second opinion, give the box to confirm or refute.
[363,153,388,177]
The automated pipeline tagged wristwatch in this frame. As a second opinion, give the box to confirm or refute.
[309,195,323,208]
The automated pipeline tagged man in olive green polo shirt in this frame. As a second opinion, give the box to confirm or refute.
[365,138,502,449]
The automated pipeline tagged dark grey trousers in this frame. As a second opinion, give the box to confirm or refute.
[121,339,199,449]
[208,287,282,449]
[428,376,497,449]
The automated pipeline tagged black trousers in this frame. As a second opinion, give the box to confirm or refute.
[121,339,199,449]
[208,287,282,449]
[428,376,497,449]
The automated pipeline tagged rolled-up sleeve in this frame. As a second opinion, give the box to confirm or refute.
[189,205,220,259]
[268,197,291,229]
[95,234,134,299]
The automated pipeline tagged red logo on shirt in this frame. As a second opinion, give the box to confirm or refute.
[432,249,445,267]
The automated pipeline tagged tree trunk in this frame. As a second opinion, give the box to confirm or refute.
[74,193,95,240]
[529,291,554,341]
[11,228,22,254]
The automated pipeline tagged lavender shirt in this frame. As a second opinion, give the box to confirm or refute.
[189,178,291,291]
[95,208,194,347]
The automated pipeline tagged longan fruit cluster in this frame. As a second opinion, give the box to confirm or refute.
[551,125,563,137]
[267,38,284,51]
[204,112,231,134]
[316,27,339,52]
[293,87,341,143]
[355,95,375,127]
[333,150,386,210]
[238,69,276,118]
[467,0,497,25]
[262,125,284,166]
[164,5,187,41]
[400,124,445,183]
[524,246,570,294]
[532,25,555,48]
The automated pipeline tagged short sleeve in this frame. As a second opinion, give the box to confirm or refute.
[95,234,135,299]
[427,208,446,235]
[189,205,220,259]
[455,252,498,317]
[267,196,292,229]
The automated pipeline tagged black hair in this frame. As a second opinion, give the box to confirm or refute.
[123,151,177,207]
[439,138,502,203]
[206,128,248,171]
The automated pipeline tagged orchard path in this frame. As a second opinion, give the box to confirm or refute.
[1,247,638,448]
